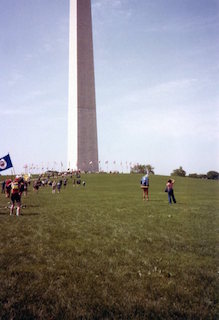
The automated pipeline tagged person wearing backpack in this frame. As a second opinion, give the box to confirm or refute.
[140,173,149,201]
[10,177,21,216]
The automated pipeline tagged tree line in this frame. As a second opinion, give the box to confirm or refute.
[130,164,218,180]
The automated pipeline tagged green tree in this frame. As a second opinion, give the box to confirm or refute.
[188,173,199,179]
[145,164,155,174]
[171,166,186,177]
[188,173,207,179]
[131,164,155,174]
[207,171,219,180]
[198,174,207,179]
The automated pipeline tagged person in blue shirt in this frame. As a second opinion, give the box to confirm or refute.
[140,173,149,201]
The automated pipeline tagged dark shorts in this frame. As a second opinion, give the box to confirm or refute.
[11,193,21,204]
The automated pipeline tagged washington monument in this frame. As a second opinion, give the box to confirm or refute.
[67,0,99,172]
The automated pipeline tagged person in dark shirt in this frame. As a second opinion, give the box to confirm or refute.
[1,180,5,193]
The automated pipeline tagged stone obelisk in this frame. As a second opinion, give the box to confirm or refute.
[68,0,99,172]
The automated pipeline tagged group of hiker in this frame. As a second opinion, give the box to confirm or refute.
[0,172,87,216]
[0,172,176,217]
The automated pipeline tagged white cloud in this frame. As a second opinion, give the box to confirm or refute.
[137,78,198,102]
[93,0,122,9]
[7,72,24,86]
[1,106,32,116]
[97,76,219,150]
[101,78,199,111]
[143,13,219,34]
[92,0,131,18]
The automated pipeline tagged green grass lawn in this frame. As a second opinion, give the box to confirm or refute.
[0,174,218,319]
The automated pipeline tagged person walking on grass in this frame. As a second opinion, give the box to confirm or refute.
[1,180,5,194]
[10,177,21,216]
[5,178,12,198]
[57,180,62,193]
[52,180,56,194]
[140,173,149,201]
[166,179,176,204]
[63,178,67,188]
[23,180,28,196]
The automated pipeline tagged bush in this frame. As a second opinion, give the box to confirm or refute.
[188,173,199,179]
[131,164,155,174]
[171,166,186,177]
[188,173,207,179]
[207,171,219,180]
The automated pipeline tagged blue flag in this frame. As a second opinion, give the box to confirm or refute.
[0,154,13,172]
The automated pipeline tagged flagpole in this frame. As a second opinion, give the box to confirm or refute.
[12,167,16,177]
[9,152,16,177]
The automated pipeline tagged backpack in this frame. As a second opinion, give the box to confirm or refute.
[141,176,149,186]
[11,181,19,192]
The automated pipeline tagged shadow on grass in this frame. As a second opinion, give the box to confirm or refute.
[142,200,169,206]
[149,200,183,206]
[25,205,40,208]
[20,212,40,216]
[147,199,166,203]
[0,212,40,216]
[0,211,8,215]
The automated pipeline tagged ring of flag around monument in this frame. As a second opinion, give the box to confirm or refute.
[0,154,13,172]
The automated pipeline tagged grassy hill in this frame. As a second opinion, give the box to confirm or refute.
[0,174,218,319]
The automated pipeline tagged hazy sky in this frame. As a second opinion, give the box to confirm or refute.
[1,0,218,175]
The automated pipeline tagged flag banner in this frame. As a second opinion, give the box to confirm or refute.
[0,154,13,172]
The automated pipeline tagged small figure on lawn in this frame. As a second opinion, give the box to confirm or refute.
[5,179,12,198]
[57,180,62,193]
[63,178,67,188]
[52,180,57,194]
[140,173,149,201]
[10,177,21,216]
[166,179,176,204]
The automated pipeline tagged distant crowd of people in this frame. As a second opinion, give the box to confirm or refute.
[0,171,177,217]
[0,171,86,216]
